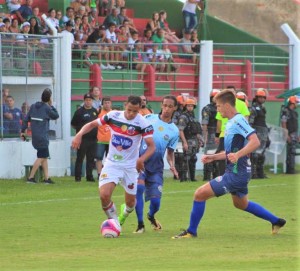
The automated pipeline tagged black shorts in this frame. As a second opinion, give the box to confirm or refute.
[37,147,50,158]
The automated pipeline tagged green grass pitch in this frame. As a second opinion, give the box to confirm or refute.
[0,173,299,271]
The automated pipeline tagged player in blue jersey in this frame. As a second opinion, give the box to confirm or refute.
[172,89,286,239]
[118,95,179,233]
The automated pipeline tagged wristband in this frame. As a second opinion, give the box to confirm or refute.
[215,132,220,138]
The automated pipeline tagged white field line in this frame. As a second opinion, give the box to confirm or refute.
[0,183,288,206]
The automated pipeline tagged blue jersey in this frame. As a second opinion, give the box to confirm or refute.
[140,114,179,173]
[224,114,255,174]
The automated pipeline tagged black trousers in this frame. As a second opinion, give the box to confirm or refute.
[75,138,97,179]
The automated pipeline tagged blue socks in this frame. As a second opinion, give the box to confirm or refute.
[149,197,161,217]
[135,184,145,224]
[244,201,278,224]
[187,201,206,235]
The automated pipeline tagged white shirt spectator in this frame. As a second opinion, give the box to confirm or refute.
[182,0,201,14]
[6,0,21,13]
[105,29,117,43]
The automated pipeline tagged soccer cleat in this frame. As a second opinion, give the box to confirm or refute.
[118,203,127,226]
[27,178,37,184]
[172,230,197,239]
[272,218,286,234]
[147,213,162,230]
[44,178,55,184]
[133,224,145,234]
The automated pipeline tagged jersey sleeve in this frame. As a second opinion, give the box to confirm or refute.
[236,115,255,139]
[140,116,154,138]
[167,130,179,151]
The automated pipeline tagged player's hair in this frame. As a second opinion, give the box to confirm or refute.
[213,89,236,107]
[127,95,142,106]
[163,95,178,107]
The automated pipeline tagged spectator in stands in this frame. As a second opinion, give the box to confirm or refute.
[88,7,99,30]
[15,0,33,23]
[159,10,180,43]
[103,8,121,29]
[179,29,197,65]
[161,42,180,80]
[3,18,11,31]
[7,0,21,13]
[81,15,93,38]
[71,93,98,182]
[77,5,87,18]
[131,40,149,81]
[191,29,200,53]
[182,0,204,32]
[84,25,110,69]
[47,8,60,32]
[146,12,160,34]
[0,22,7,33]
[115,0,125,14]
[71,0,86,14]
[8,18,20,33]
[151,28,165,46]
[99,0,114,16]
[56,10,65,29]
[105,22,120,68]
[28,16,41,35]
[3,95,22,135]
[127,30,139,50]
[146,43,165,80]
[141,28,153,52]
[118,7,138,33]
[32,6,42,30]
[61,20,76,49]
[95,96,112,178]
[62,7,75,25]
[117,24,129,65]
[139,95,153,116]
[74,16,85,44]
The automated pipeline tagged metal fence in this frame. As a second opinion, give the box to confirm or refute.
[71,42,291,99]
[0,32,62,140]
[213,43,290,97]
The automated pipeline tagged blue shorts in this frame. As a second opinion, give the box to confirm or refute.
[95,143,109,160]
[139,170,163,202]
[210,172,251,198]
[36,147,49,159]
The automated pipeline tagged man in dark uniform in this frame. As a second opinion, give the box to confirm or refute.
[249,88,269,179]
[281,96,299,174]
[71,93,98,182]
[201,89,219,181]
[178,98,203,181]
[172,95,187,180]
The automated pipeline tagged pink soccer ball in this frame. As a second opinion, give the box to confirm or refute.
[100,219,121,238]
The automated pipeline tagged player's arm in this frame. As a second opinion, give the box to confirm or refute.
[72,119,100,149]
[136,137,156,173]
[227,133,260,163]
[201,151,226,164]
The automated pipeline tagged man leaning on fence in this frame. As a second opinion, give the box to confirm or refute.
[21,88,59,184]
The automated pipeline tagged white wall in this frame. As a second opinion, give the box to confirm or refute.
[0,140,68,179]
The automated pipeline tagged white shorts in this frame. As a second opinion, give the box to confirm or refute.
[98,161,138,195]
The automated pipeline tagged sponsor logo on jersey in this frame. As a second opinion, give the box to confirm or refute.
[164,134,169,141]
[111,134,133,150]
[100,173,108,178]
